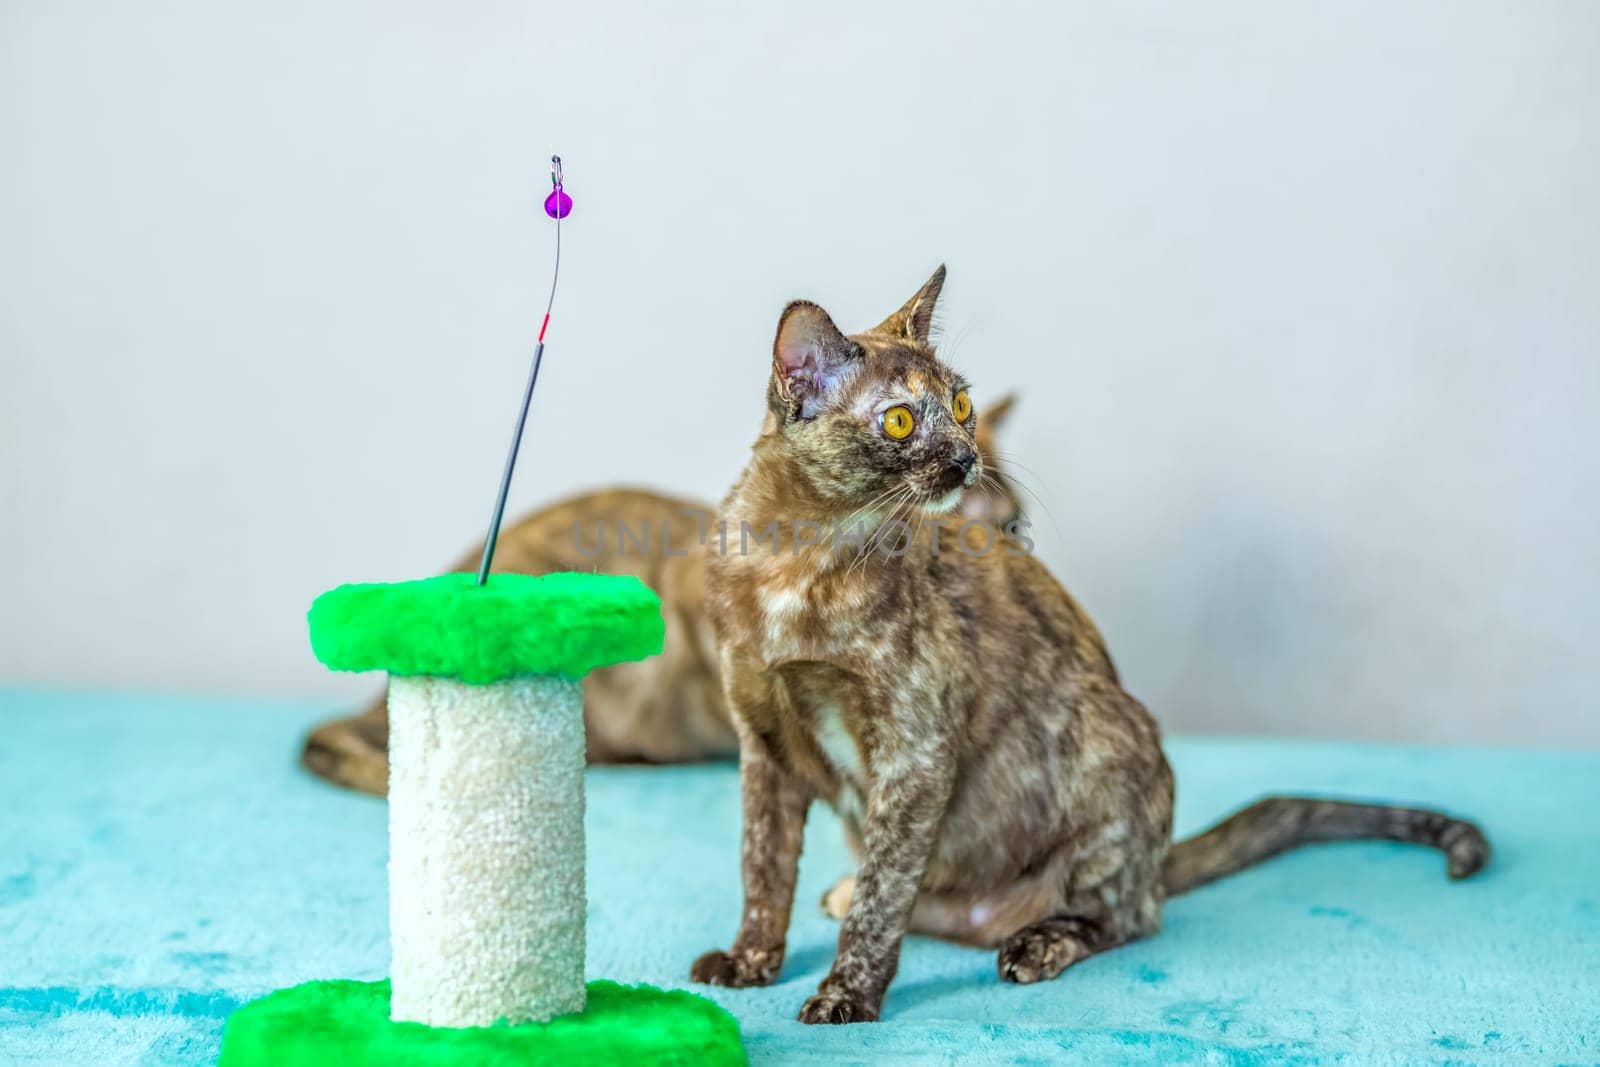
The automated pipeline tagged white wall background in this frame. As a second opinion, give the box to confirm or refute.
[2,1,1596,745]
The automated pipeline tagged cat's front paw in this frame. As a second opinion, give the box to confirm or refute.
[690,948,781,988]
[798,987,879,1025]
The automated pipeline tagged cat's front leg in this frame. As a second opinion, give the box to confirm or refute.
[800,744,955,1024]
[691,723,811,988]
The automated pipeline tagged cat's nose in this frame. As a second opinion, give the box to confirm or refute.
[950,451,976,476]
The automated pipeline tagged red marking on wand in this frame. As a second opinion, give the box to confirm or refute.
[538,313,551,344]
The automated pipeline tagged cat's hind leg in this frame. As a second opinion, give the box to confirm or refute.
[997,914,1128,983]
[996,845,1165,983]
[821,875,1074,950]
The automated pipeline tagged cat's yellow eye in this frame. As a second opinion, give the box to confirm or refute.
[881,405,915,440]
[952,389,972,422]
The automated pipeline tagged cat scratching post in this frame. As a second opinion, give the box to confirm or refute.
[217,571,748,1066]
[310,572,658,1026]
[386,672,587,1025]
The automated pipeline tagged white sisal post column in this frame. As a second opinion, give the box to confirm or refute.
[386,674,586,1026]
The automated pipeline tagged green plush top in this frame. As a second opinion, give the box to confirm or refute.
[308,572,664,683]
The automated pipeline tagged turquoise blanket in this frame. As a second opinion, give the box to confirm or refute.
[1,690,1594,1064]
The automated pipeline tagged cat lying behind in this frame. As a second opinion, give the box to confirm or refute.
[689,265,1488,1024]
[299,397,1023,795]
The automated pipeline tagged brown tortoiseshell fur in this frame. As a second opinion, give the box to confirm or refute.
[692,267,1488,1024]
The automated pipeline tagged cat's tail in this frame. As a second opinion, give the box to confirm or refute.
[1162,797,1489,896]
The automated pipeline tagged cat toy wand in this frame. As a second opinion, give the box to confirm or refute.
[476,154,574,586]
[240,149,735,1061]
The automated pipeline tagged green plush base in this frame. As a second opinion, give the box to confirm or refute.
[217,979,746,1067]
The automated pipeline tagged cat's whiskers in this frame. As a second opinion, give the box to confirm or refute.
[988,451,1065,547]
[843,485,917,581]
[882,487,928,560]
[971,472,1026,542]
[989,451,1056,488]
[975,472,1010,509]
[903,494,936,561]
[834,484,909,542]
[825,484,913,568]
[837,499,893,578]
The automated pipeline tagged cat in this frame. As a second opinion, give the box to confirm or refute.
[689,266,1489,1025]
[299,398,1024,795]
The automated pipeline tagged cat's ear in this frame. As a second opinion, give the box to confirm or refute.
[974,391,1016,457]
[873,264,947,344]
[773,300,860,417]
[979,392,1017,433]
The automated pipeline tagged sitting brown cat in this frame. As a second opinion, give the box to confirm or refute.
[300,399,1023,794]
[689,266,1488,1024]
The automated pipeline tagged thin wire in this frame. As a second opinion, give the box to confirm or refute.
[539,180,563,342]
[548,204,562,321]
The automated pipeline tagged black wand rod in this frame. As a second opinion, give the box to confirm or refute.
[476,340,547,586]
[476,155,567,587]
